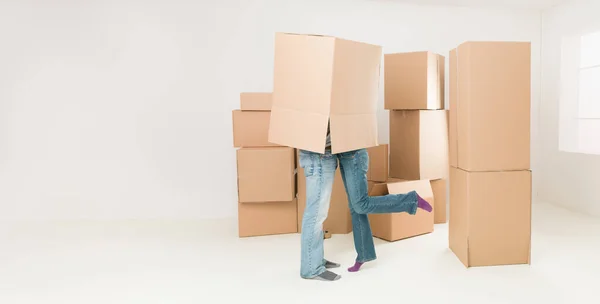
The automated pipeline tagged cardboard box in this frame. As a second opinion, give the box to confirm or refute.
[431,179,447,224]
[237,147,295,203]
[232,110,280,148]
[297,167,352,234]
[324,231,332,239]
[389,110,449,180]
[368,180,434,241]
[367,144,389,182]
[240,92,272,111]
[269,33,382,154]
[449,42,531,172]
[449,167,531,267]
[238,199,298,237]
[384,51,445,110]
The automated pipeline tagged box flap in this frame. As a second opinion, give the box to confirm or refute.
[368,183,389,196]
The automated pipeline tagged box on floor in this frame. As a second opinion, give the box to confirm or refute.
[269,33,382,154]
[236,147,296,203]
[449,42,531,172]
[449,167,531,267]
[389,110,449,180]
[368,180,434,241]
[238,199,298,237]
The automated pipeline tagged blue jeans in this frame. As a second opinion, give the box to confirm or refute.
[299,148,418,278]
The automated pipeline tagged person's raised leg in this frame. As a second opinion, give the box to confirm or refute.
[338,149,432,216]
[337,154,377,272]
[299,149,340,281]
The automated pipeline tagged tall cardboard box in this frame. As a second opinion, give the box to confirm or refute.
[368,180,434,241]
[232,111,280,148]
[449,42,531,171]
[297,167,352,234]
[238,199,298,237]
[236,147,295,203]
[240,92,272,111]
[367,144,389,182]
[449,167,531,267]
[385,52,445,110]
[389,110,449,180]
[431,179,447,224]
[269,33,382,154]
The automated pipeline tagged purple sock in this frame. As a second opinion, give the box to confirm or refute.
[417,194,433,212]
[348,261,364,272]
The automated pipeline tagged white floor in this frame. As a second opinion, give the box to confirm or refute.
[1,203,599,304]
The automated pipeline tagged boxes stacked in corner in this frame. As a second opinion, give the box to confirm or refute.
[233,93,298,237]
[374,51,448,241]
[448,42,532,267]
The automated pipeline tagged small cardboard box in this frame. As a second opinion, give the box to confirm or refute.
[384,51,445,110]
[449,167,531,267]
[269,33,382,154]
[449,42,531,171]
[389,110,449,180]
[367,144,389,182]
[232,110,280,148]
[297,167,351,234]
[238,199,298,237]
[240,92,272,111]
[236,147,295,203]
[368,180,434,241]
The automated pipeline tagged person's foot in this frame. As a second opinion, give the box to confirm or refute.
[325,259,340,269]
[310,270,341,281]
[347,261,364,272]
[417,194,433,212]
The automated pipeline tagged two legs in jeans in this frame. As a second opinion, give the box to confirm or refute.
[299,148,422,280]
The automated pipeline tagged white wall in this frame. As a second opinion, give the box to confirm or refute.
[539,0,600,216]
[0,0,541,220]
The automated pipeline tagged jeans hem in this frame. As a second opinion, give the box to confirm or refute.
[357,257,377,263]
[408,191,418,215]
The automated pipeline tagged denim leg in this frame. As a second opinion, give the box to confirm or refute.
[338,156,377,263]
[338,149,418,215]
[299,149,337,279]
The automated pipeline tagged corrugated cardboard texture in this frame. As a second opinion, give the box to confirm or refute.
[232,110,280,148]
[454,41,531,172]
[237,147,295,203]
[367,144,388,182]
[449,167,532,267]
[384,51,445,110]
[238,199,298,237]
[368,180,434,241]
[269,33,381,154]
[240,92,272,111]
[431,179,447,224]
[297,167,352,234]
[389,110,449,180]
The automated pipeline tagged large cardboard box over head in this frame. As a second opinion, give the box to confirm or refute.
[367,144,389,182]
[232,110,280,148]
[449,42,531,171]
[297,167,351,234]
[385,51,445,110]
[449,167,531,267]
[238,199,298,237]
[368,180,434,241]
[269,33,382,154]
[389,110,449,180]
[236,147,295,203]
[240,92,272,111]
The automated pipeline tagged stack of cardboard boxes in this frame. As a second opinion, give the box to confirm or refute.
[448,42,532,267]
[367,51,449,242]
[233,93,298,237]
